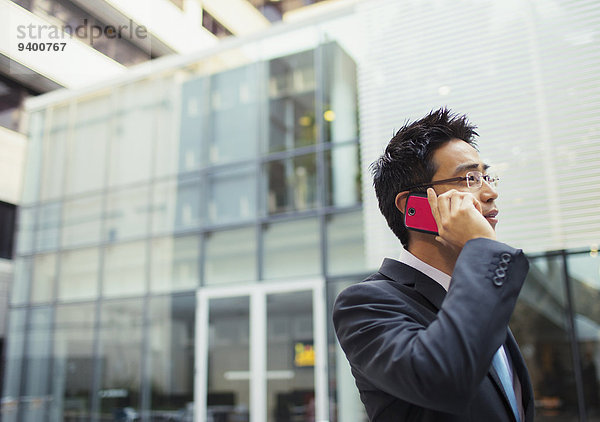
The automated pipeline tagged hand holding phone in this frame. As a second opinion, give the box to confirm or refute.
[425,188,497,248]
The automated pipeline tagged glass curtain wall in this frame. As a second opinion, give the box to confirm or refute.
[568,252,600,421]
[511,249,600,422]
[146,295,195,419]
[51,303,96,421]
[4,39,365,422]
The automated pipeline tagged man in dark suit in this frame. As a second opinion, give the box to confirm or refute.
[333,108,534,421]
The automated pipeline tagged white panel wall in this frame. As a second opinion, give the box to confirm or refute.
[357,0,600,264]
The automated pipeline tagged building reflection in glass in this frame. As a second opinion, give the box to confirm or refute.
[511,250,600,421]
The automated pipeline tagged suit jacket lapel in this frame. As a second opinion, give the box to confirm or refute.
[378,258,447,311]
[506,329,534,419]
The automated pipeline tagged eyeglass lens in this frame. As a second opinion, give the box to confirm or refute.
[466,171,498,189]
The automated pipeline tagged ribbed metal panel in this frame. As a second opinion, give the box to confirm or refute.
[357,0,600,263]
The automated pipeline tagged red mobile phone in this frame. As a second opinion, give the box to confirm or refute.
[404,192,439,235]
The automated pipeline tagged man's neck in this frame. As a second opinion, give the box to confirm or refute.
[407,239,460,277]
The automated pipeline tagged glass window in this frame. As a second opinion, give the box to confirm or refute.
[510,255,579,420]
[268,50,316,152]
[65,120,108,196]
[49,104,70,131]
[567,253,600,417]
[152,98,178,179]
[266,153,317,215]
[207,296,250,421]
[266,290,314,422]
[15,207,36,255]
[58,247,100,301]
[108,108,153,187]
[1,308,27,422]
[75,93,112,123]
[21,111,44,206]
[150,236,200,293]
[10,258,31,306]
[97,299,144,418]
[151,178,201,235]
[51,303,96,421]
[40,127,67,201]
[21,307,53,421]
[105,186,150,242]
[321,42,359,144]
[207,65,260,164]
[263,218,320,280]
[36,201,61,252]
[327,212,366,276]
[146,295,195,417]
[204,227,256,285]
[268,92,316,152]
[118,79,166,111]
[31,253,57,303]
[103,241,147,298]
[178,77,208,173]
[325,144,361,208]
[207,165,256,225]
[327,280,368,422]
[62,195,103,248]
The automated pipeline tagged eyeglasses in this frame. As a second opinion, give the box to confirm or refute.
[403,171,499,192]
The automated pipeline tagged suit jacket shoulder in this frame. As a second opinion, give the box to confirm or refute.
[333,238,533,421]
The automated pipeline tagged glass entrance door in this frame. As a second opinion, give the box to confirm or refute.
[196,279,327,422]
[267,290,314,422]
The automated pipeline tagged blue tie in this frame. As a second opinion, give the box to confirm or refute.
[492,348,521,422]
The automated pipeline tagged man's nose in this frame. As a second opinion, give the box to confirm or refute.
[480,179,499,202]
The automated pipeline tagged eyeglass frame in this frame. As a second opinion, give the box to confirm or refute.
[401,171,499,192]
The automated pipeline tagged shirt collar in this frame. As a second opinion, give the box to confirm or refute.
[399,249,451,291]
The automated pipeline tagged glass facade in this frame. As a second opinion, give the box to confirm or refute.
[4,39,365,422]
[511,249,600,422]
[52,303,95,420]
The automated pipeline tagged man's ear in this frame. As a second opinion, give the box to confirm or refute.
[395,191,410,214]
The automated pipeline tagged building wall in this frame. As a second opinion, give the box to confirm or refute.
[357,0,600,263]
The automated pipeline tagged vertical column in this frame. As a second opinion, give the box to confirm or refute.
[250,290,266,422]
[194,290,209,422]
[313,281,329,421]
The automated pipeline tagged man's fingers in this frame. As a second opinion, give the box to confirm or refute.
[427,188,440,223]
[450,192,464,215]
[436,189,454,222]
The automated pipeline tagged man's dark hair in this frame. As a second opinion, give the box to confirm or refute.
[370,108,479,249]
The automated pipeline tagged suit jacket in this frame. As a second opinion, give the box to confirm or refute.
[333,238,534,421]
